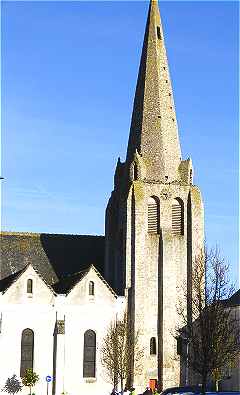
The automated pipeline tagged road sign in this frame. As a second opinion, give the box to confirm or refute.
[46,376,52,383]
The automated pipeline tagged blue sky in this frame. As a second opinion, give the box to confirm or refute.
[1,1,239,284]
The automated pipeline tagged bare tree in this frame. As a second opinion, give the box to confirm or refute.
[101,313,143,394]
[176,247,240,393]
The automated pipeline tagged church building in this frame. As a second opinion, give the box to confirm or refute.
[0,1,204,394]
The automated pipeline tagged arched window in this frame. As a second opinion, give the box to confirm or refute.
[27,279,33,294]
[89,281,94,296]
[172,198,184,235]
[83,330,96,378]
[148,197,159,234]
[150,337,157,355]
[20,329,34,377]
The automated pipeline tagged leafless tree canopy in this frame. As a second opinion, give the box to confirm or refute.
[101,313,143,393]
[177,247,240,392]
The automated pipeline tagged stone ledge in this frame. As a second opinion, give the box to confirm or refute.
[84,378,97,383]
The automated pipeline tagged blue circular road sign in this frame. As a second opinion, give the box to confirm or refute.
[46,376,52,383]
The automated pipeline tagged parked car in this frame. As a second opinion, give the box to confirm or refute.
[160,387,240,395]
[207,393,240,395]
[160,385,202,395]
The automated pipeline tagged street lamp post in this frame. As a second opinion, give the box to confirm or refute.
[185,339,190,385]
[181,336,190,385]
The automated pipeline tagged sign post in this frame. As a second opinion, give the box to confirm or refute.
[46,375,52,395]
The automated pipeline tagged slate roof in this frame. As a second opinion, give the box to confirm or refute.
[53,269,88,294]
[0,266,26,292]
[0,263,57,294]
[223,289,240,307]
[0,262,116,297]
[0,232,105,286]
[53,265,117,296]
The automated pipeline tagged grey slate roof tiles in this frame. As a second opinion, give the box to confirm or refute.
[223,289,240,307]
[0,232,105,286]
[53,269,88,294]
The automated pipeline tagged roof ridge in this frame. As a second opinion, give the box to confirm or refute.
[1,232,41,237]
[1,231,105,237]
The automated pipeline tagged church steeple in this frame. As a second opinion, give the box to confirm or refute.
[126,0,182,182]
[105,2,204,389]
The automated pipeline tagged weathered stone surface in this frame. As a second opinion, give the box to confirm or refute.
[126,0,182,183]
[105,0,204,391]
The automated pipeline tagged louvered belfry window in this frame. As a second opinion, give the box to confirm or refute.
[20,329,34,377]
[83,330,96,378]
[172,198,184,235]
[148,197,159,234]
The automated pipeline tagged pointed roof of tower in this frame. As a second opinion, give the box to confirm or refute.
[126,0,182,182]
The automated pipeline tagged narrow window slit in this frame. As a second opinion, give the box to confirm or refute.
[157,26,161,39]
[89,281,94,296]
[150,337,157,355]
[27,279,33,294]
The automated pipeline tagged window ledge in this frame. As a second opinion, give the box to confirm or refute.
[89,296,95,302]
[84,378,96,383]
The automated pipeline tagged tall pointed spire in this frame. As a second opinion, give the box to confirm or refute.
[126,0,182,182]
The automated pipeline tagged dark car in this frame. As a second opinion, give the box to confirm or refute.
[207,393,240,395]
[160,387,240,395]
[160,386,202,395]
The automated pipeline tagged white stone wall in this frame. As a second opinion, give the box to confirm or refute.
[125,180,204,392]
[0,266,126,395]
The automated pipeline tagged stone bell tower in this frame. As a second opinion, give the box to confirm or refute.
[105,0,204,390]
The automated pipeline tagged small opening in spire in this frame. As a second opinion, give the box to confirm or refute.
[190,169,193,184]
[157,26,161,40]
[163,67,166,70]
[133,162,138,180]
[166,80,168,83]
